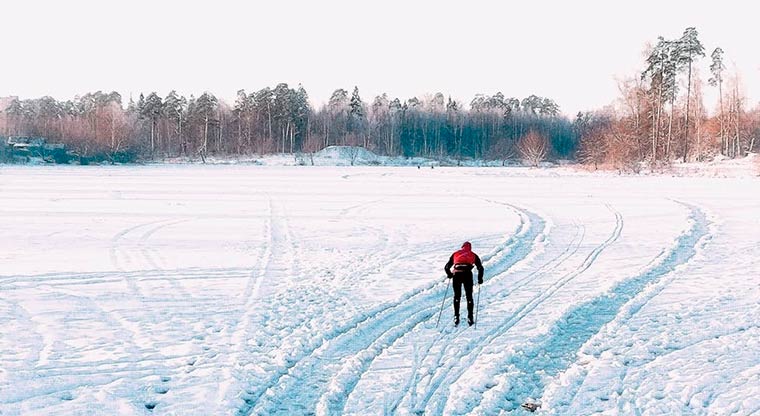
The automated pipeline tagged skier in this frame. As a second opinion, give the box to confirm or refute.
[444,242,484,326]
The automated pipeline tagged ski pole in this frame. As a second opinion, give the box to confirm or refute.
[436,278,450,328]
[474,283,481,329]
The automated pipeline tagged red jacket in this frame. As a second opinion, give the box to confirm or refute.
[445,242,484,281]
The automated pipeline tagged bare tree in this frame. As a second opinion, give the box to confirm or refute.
[517,131,548,167]
[577,125,607,170]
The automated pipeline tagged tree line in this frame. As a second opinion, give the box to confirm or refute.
[1,86,572,164]
[2,26,758,168]
[576,27,759,172]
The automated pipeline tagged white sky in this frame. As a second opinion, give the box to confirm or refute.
[2,0,758,116]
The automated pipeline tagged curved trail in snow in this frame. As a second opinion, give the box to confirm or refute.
[411,204,623,415]
[243,203,546,416]
[470,202,711,416]
[316,204,556,416]
[376,219,584,415]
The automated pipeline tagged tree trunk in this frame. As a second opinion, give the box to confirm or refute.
[110,111,116,151]
[734,83,741,158]
[219,110,224,153]
[719,81,725,156]
[238,117,242,154]
[267,103,273,146]
[178,114,183,156]
[666,100,674,160]
[203,114,209,155]
[683,60,692,162]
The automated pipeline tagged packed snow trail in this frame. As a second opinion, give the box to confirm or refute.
[410,205,623,415]
[378,220,583,415]
[382,224,585,413]
[467,203,711,415]
[314,205,551,416]
[247,204,545,415]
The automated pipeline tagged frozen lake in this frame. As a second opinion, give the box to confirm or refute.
[1,165,758,415]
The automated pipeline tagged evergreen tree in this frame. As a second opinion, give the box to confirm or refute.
[709,47,726,155]
[348,86,367,146]
[195,92,218,158]
[141,92,163,154]
[677,27,705,161]
[163,90,186,155]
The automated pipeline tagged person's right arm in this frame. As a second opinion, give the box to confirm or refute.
[444,255,454,278]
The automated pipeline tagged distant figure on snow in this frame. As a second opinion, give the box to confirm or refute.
[444,242,484,326]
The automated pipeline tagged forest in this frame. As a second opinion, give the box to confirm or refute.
[1,27,758,168]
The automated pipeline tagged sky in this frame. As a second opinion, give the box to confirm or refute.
[2,0,758,116]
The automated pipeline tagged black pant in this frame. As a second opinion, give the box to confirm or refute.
[452,273,474,319]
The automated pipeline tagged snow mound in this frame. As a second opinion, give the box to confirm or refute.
[314,146,379,163]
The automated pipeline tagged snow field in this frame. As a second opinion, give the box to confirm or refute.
[1,165,758,415]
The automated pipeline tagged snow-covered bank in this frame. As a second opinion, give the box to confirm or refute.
[1,165,758,415]
[150,147,760,178]
[7,145,758,179]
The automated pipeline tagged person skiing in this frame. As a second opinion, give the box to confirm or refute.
[444,241,484,326]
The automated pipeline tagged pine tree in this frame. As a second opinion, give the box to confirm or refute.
[643,37,678,162]
[348,87,367,147]
[234,89,253,153]
[141,92,163,154]
[253,87,274,150]
[195,92,218,158]
[163,90,186,156]
[328,88,349,145]
[708,47,726,155]
[677,27,705,162]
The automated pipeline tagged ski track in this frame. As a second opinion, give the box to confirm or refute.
[379,219,584,415]
[0,267,254,413]
[110,218,169,296]
[243,203,545,415]
[107,217,196,300]
[2,168,755,416]
[541,202,712,414]
[470,202,711,415]
[138,218,195,298]
[219,195,302,411]
[410,204,622,416]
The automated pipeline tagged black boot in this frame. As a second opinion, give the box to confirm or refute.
[468,317,475,326]
[454,316,460,326]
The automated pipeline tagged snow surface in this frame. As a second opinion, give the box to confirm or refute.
[0,165,758,416]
